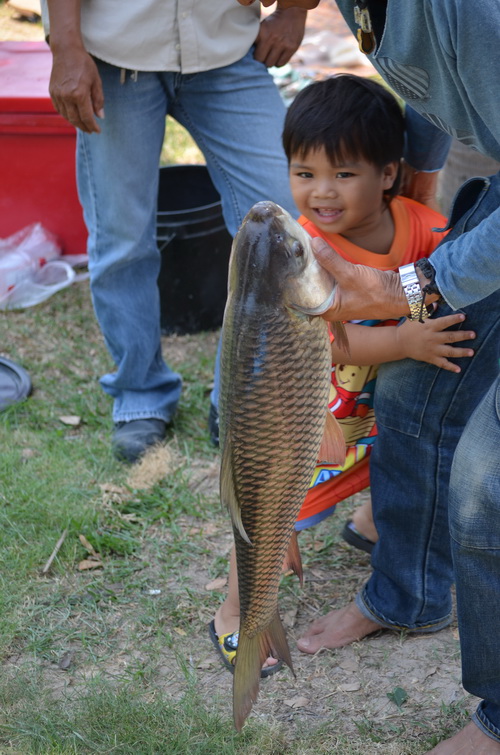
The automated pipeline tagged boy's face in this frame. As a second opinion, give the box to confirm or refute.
[289,146,398,240]
[237,0,321,9]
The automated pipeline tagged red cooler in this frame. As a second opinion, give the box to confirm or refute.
[0,41,88,255]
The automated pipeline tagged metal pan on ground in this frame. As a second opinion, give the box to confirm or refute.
[0,356,32,410]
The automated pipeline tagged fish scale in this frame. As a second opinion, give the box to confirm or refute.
[230,310,331,637]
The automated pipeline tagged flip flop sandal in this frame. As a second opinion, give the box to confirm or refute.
[208,620,283,679]
[341,519,375,555]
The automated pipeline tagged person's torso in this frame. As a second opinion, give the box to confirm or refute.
[335,0,500,162]
[42,0,260,73]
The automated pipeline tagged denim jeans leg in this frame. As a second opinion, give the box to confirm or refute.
[356,295,500,629]
[77,61,182,423]
[449,376,500,743]
[356,171,500,630]
[166,48,297,409]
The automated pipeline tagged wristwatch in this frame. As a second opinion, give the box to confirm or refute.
[398,263,430,321]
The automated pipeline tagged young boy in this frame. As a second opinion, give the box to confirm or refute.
[209,74,475,674]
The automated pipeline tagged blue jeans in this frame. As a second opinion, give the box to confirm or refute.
[355,174,500,629]
[77,49,296,423]
[450,375,500,742]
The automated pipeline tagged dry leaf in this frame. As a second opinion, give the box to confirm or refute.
[338,682,361,692]
[284,696,309,709]
[282,607,298,628]
[196,660,214,669]
[173,627,187,636]
[59,415,81,427]
[78,558,103,571]
[204,577,227,591]
[78,534,99,557]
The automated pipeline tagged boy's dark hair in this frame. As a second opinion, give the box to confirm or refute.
[282,74,405,196]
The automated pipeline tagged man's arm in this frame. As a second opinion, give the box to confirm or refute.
[45,0,104,133]
[400,106,452,210]
[253,7,307,68]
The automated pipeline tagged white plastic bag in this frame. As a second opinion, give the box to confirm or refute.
[0,223,87,310]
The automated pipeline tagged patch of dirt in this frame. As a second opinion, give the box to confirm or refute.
[0,2,44,41]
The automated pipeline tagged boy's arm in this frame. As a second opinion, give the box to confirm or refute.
[332,315,476,374]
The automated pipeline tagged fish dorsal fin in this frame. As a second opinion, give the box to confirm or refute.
[319,410,346,466]
[220,432,252,545]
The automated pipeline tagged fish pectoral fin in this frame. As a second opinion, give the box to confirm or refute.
[220,434,252,545]
[285,530,303,587]
[318,410,346,465]
[331,321,350,356]
[233,612,293,731]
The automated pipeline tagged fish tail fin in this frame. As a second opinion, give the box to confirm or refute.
[233,612,293,731]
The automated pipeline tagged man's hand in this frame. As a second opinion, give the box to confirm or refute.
[312,237,410,322]
[49,45,104,133]
[254,7,307,67]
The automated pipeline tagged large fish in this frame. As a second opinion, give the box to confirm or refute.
[219,201,347,731]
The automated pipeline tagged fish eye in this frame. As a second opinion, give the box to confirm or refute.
[291,241,304,258]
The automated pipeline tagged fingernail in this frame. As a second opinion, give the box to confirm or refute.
[97,108,105,119]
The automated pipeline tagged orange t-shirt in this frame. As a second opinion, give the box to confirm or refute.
[299,194,448,271]
[296,196,448,531]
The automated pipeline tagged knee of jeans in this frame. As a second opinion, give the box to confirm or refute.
[449,380,500,548]
[450,457,500,549]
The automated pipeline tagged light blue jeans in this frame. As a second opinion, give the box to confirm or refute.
[76,49,296,423]
[354,173,500,739]
[450,375,500,741]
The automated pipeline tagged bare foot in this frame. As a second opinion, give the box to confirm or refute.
[297,601,381,653]
[214,606,279,670]
[425,721,500,754]
[351,500,379,544]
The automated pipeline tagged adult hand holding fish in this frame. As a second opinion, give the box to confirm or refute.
[219,201,346,730]
[311,237,441,323]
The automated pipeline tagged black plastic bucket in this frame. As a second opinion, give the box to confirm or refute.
[156,164,233,335]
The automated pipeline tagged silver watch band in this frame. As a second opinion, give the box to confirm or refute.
[399,263,430,321]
